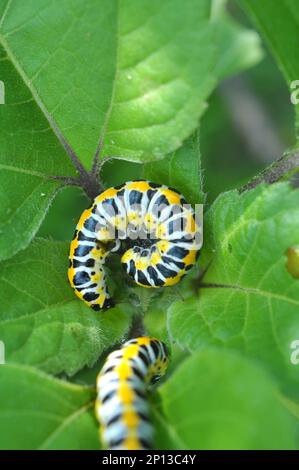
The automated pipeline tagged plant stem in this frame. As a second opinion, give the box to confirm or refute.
[128,314,146,339]
[240,149,299,192]
[48,121,105,200]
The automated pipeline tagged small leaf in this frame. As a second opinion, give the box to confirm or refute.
[143,131,205,205]
[153,349,297,449]
[0,364,99,450]
[0,238,134,375]
[168,183,299,387]
[212,0,263,80]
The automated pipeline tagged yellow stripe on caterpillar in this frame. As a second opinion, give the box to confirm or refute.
[95,337,169,450]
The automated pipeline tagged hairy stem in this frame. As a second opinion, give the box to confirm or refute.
[197,151,299,289]
[78,171,104,200]
[51,120,89,177]
[128,314,146,339]
[47,172,103,200]
[49,119,105,200]
[47,175,82,185]
[240,149,299,192]
[91,137,104,178]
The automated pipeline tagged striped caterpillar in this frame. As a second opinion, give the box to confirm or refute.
[95,337,169,450]
[68,180,200,311]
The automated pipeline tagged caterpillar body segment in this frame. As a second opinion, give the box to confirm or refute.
[95,337,169,450]
[68,180,200,311]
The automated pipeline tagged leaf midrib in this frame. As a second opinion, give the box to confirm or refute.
[0,32,70,159]
[0,0,12,30]
[97,0,120,157]
[200,282,299,307]
[151,403,187,449]
[38,401,95,450]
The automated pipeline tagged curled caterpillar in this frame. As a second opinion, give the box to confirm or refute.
[95,337,169,450]
[68,180,200,310]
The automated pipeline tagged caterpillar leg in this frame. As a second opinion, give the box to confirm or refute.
[95,337,169,450]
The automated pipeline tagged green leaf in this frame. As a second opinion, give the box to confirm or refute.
[143,290,179,343]
[0,238,134,375]
[212,0,263,80]
[102,0,217,162]
[143,131,205,205]
[0,364,99,450]
[240,0,299,138]
[0,0,216,164]
[0,40,76,262]
[0,0,117,167]
[168,183,299,387]
[0,0,263,167]
[0,0,117,261]
[153,349,297,449]
[37,186,89,242]
[280,394,299,421]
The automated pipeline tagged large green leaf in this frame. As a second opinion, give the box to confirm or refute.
[0,41,75,262]
[0,0,216,164]
[240,0,299,138]
[0,0,117,167]
[0,0,263,166]
[168,183,299,388]
[0,238,133,375]
[153,349,297,450]
[0,364,99,450]
[102,0,217,162]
